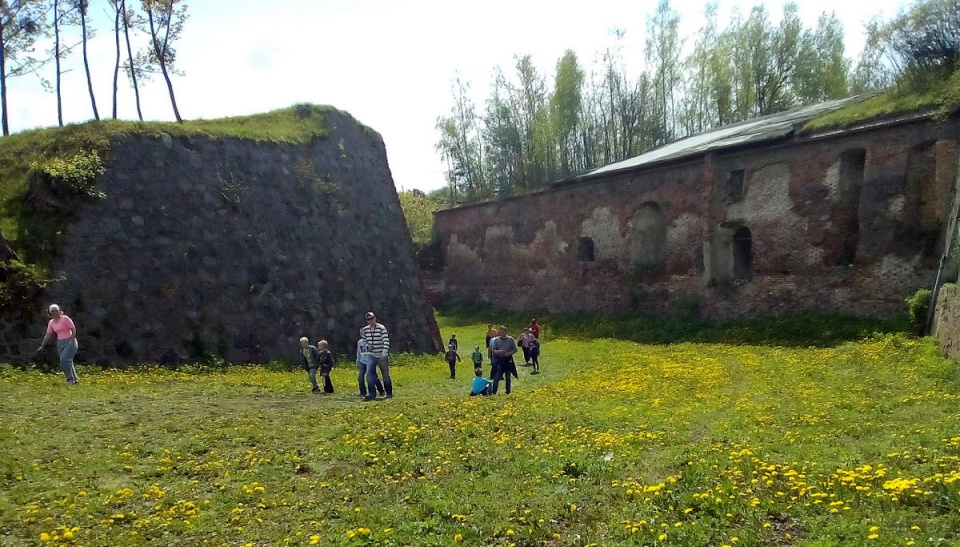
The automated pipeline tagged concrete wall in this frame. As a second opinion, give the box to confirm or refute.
[0,109,443,366]
[431,116,960,319]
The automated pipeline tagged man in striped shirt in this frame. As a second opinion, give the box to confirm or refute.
[361,311,393,400]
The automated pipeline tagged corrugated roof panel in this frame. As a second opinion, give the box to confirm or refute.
[584,96,863,178]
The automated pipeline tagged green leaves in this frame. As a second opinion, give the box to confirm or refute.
[30,150,106,199]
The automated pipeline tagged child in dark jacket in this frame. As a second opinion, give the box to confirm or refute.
[298,336,321,393]
[316,339,335,393]
[445,347,461,379]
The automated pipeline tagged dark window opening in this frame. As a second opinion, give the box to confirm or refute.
[576,237,595,262]
[728,170,745,201]
[733,227,752,280]
[835,149,865,265]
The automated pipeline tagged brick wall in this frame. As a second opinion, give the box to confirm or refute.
[432,117,960,319]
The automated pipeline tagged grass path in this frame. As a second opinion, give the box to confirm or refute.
[1,317,959,546]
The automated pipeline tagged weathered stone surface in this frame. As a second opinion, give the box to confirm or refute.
[430,115,960,319]
[2,109,442,366]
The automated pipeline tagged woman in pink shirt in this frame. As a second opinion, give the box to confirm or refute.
[37,304,79,384]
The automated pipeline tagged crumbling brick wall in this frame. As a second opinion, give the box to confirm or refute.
[432,116,960,319]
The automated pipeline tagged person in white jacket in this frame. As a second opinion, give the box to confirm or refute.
[356,336,384,398]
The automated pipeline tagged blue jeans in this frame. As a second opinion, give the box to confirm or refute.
[365,355,393,397]
[57,338,79,383]
[357,360,384,396]
[307,367,320,390]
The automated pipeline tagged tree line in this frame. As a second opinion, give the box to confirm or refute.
[435,0,960,205]
[0,0,188,136]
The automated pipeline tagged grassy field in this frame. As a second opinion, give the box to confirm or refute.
[2,314,959,546]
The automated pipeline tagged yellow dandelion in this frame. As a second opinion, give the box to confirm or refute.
[454,533,463,542]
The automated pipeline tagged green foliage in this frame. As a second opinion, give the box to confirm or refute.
[435,302,910,347]
[0,259,50,312]
[906,288,934,335]
[30,150,107,199]
[397,190,440,245]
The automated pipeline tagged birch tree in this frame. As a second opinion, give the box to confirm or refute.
[142,0,185,122]
[0,0,45,135]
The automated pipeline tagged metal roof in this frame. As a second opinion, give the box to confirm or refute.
[583,95,866,178]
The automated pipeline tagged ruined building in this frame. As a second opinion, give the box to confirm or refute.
[430,97,960,319]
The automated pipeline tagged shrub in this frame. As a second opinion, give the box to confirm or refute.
[906,288,933,335]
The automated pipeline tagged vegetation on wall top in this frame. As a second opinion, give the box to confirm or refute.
[0,103,335,317]
[0,103,333,248]
[804,67,960,131]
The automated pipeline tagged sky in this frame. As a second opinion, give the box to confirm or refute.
[9,0,912,194]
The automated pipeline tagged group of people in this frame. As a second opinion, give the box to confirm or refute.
[452,319,542,397]
[298,311,394,400]
[38,301,542,403]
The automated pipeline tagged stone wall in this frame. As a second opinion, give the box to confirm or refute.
[0,109,443,366]
[934,284,960,359]
[431,116,960,319]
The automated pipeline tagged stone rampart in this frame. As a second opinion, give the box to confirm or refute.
[0,109,443,366]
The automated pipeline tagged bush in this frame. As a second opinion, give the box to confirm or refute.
[906,288,933,335]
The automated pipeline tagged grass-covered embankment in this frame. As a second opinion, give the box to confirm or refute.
[1,312,958,546]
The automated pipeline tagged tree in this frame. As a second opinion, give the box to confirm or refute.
[550,50,584,176]
[142,0,185,122]
[850,17,895,93]
[510,55,551,189]
[118,0,144,120]
[0,0,45,135]
[586,33,643,167]
[794,12,849,103]
[867,0,960,90]
[72,0,98,120]
[681,3,722,134]
[482,71,522,197]
[645,0,682,146]
[52,0,63,124]
[436,76,486,204]
[397,190,440,246]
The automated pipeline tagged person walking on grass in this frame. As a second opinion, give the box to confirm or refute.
[37,304,79,385]
[519,327,533,365]
[316,340,336,393]
[297,336,321,393]
[485,324,497,361]
[529,335,541,375]
[470,344,483,371]
[529,319,541,339]
[355,335,384,398]
[361,311,393,400]
[489,325,518,394]
[445,346,461,379]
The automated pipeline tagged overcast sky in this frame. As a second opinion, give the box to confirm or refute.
[9,0,910,193]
